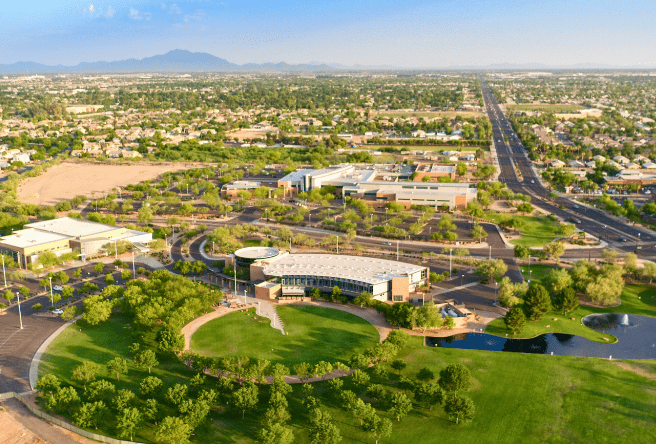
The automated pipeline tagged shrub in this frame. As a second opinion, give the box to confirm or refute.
[32,303,43,311]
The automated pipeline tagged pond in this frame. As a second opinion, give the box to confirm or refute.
[427,313,656,360]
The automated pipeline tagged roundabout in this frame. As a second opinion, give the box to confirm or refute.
[189,304,380,370]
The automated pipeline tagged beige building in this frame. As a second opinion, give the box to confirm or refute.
[226,247,428,303]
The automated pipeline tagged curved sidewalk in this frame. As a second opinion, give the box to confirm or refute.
[29,316,82,391]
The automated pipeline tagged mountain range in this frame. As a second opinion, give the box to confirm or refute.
[0,50,650,74]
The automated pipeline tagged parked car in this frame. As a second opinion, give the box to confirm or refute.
[382,242,392,246]
[570,218,582,224]
[53,309,63,314]
[53,285,63,291]
[618,237,627,242]
[645,190,652,195]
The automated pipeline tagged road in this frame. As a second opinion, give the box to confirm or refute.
[480,79,656,256]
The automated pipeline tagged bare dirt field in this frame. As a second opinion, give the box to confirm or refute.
[17,161,194,206]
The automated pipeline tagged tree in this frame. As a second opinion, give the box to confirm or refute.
[86,379,115,401]
[293,362,312,382]
[165,383,188,407]
[156,416,192,444]
[413,382,444,410]
[456,162,468,177]
[353,290,373,307]
[314,361,334,380]
[544,268,573,294]
[471,224,488,243]
[416,302,442,333]
[474,259,508,282]
[438,363,472,394]
[143,398,158,425]
[140,376,163,396]
[391,359,407,375]
[331,286,341,301]
[93,262,104,274]
[72,362,98,391]
[106,357,128,382]
[602,249,619,263]
[516,202,534,214]
[83,295,113,326]
[504,307,526,335]
[74,401,106,429]
[416,367,435,381]
[544,241,565,264]
[308,408,342,444]
[104,273,115,285]
[234,383,259,419]
[156,326,185,354]
[388,392,412,421]
[444,393,475,425]
[117,407,141,441]
[258,423,295,444]
[642,261,656,283]
[113,389,136,412]
[363,413,393,444]
[350,369,370,388]
[36,374,60,401]
[497,276,527,307]
[523,283,551,321]
[138,206,153,224]
[48,386,80,414]
[514,244,530,260]
[553,287,579,316]
[134,349,159,374]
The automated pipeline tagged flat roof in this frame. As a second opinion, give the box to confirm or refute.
[0,228,71,249]
[262,254,425,285]
[25,217,122,238]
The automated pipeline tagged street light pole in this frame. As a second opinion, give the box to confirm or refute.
[449,248,452,275]
[17,291,23,329]
[396,240,399,261]
[489,246,491,260]
[49,276,53,306]
[244,289,247,305]
[132,251,136,279]
[2,254,6,288]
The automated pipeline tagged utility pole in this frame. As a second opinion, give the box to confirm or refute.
[336,236,339,255]
[49,276,53,306]
[450,248,452,275]
[234,262,237,296]
[396,240,399,261]
[132,251,136,279]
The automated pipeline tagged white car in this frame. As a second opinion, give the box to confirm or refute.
[53,285,63,291]
[53,309,64,314]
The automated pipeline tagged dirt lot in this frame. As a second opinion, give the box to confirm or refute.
[17,161,193,206]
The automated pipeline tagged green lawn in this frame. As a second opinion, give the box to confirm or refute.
[518,263,555,286]
[190,305,380,369]
[486,282,656,343]
[507,104,584,113]
[485,212,563,247]
[39,313,656,444]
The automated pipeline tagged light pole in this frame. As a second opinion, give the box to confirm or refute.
[132,250,136,279]
[2,254,6,288]
[495,281,498,304]
[489,245,491,260]
[396,240,399,261]
[17,291,23,329]
[114,239,118,260]
[461,274,464,287]
[49,276,53,306]
[244,289,247,305]
[370,213,373,226]
[257,301,261,316]
[449,248,452,275]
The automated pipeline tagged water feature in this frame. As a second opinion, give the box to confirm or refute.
[426,313,656,360]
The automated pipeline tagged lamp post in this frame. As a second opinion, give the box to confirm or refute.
[132,250,136,279]
[449,248,452,275]
[49,276,53,307]
[461,274,464,287]
[489,245,491,260]
[244,289,247,305]
[2,254,6,288]
[17,291,23,330]
[495,281,498,304]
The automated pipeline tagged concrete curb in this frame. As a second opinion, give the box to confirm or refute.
[29,315,83,390]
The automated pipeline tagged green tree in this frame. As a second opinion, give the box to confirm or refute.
[388,392,412,421]
[474,259,508,282]
[156,416,192,444]
[353,290,373,307]
[86,380,115,401]
[104,273,115,285]
[71,361,98,391]
[106,357,128,382]
[308,408,342,444]
[544,241,565,264]
[363,413,393,444]
[471,224,488,242]
[456,162,468,177]
[165,383,188,407]
[544,268,572,294]
[438,363,472,394]
[74,401,106,429]
[117,407,141,441]
[93,262,104,274]
[553,287,579,316]
[258,423,295,444]
[504,307,526,335]
[413,382,444,410]
[444,393,475,424]
[113,389,136,412]
[36,374,60,401]
[48,386,80,414]
[134,349,159,374]
[234,383,259,419]
[83,295,113,326]
[391,359,407,375]
[523,283,551,321]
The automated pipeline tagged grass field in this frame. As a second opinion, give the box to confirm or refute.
[486,281,656,343]
[40,317,656,444]
[484,213,563,247]
[190,305,380,369]
[507,104,584,113]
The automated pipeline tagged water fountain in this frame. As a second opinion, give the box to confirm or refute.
[620,314,629,326]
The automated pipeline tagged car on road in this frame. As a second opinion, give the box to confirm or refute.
[572,204,579,209]
[618,237,627,242]
[645,190,652,194]
[52,309,63,314]
[570,218,582,224]
[382,242,392,246]
[53,285,63,291]
[530,180,534,184]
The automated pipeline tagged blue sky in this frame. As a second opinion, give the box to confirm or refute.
[2,0,655,67]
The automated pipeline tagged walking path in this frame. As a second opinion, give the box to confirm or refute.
[181,306,236,351]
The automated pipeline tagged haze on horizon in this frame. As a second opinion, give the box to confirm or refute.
[2,0,655,68]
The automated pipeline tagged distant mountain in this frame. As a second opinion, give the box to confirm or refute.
[0,50,652,74]
[0,50,341,74]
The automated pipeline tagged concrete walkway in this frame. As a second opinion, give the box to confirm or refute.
[181,306,236,351]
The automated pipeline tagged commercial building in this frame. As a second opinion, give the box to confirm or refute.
[0,217,152,268]
[226,247,428,303]
[221,180,264,198]
[277,164,476,209]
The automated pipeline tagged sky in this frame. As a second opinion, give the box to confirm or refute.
[1,0,655,68]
